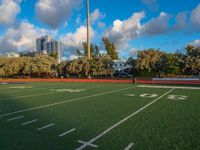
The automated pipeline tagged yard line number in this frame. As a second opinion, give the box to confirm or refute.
[126,93,188,100]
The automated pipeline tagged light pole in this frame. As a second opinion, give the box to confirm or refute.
[86,0,91,60]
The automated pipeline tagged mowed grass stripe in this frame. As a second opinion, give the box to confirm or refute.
[0,87,133,118]
[76,88,174,150]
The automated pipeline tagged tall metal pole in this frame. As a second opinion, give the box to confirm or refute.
[86,0,91,60]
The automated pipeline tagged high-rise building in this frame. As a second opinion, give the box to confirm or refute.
[36,35,62,63]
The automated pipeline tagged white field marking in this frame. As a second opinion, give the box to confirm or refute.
[167,95,188,100]
[0,85,101,103]
[0,91,61,102]
[0,87,133,118]
[37,123,55,131]
[9,86,33,89]
[1,83,8,85]
[76,88,174,150]
[124,143,134,150]
[140,93,158,98]
[7,116,24,122]
[126,94,135,97]
[58,128,76,137]
[21,119,38,125]
[0,84,93,94]
[138,85,200,90]
[51,89,86,93]
[77,140,98,148]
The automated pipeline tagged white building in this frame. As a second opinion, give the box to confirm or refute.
[6,52,20,58]
[113,60,131,73]
[36,35,62,63]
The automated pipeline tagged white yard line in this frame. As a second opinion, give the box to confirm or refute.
[76,88,174,150]
[21,119,38,125]
[124,143,134,150]
[58,128,76,137]
[77,140,98,148]
[0,87,133,118]
[0,91,61,102]
[37,123,55,131]
[0,84,94,94]
[7,116,24,122]
[0,85,101,103]
[138,85,200,90]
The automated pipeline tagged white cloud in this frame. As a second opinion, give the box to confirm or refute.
[0,21,50,53]
[35,0,82,28]
[142,12,171,35]
[190,39,200,47]
[104,12,145,50]
[60,25,95,57]
[90,9,105,25]
[75,15,81,25]
[141,0,158,11]
[98,22,106,28]
[174,12,187,31]
[190,3,200,31]
[0,0,21,25]
[104,11,172,51]
[129,48,138,56]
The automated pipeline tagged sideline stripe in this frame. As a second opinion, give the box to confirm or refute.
[37,123,55,131]
[59,128,76,137]
[0,85,101,103]
[7,116,24,121]
[138,85,200,90]
[124,143,134,150]
[76,89,174,150]
[0,87,133,118]
[21,119,38,125]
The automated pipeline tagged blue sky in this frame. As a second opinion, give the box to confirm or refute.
[0,0,200,59]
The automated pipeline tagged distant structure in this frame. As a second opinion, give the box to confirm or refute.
[20,51,47,57]
[36,35,62,63]
[6,52,20,58]
[113,60,131,73]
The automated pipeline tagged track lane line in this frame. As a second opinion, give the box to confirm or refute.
[76,88,175,150]
[0,87,133,118]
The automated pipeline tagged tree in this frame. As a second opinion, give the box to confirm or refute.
[136,49,163,77]
[102,37,118,60]
[125,57,136,76]
[185,45,200,75]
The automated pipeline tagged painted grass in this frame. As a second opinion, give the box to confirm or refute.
[0,82,199,150]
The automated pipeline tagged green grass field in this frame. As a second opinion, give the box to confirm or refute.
[0,82,200,150]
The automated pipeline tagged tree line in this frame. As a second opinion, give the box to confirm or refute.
[127,45,200,77]
[0,37,199,78]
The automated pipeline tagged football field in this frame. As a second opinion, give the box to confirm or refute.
[0,82,200,150]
